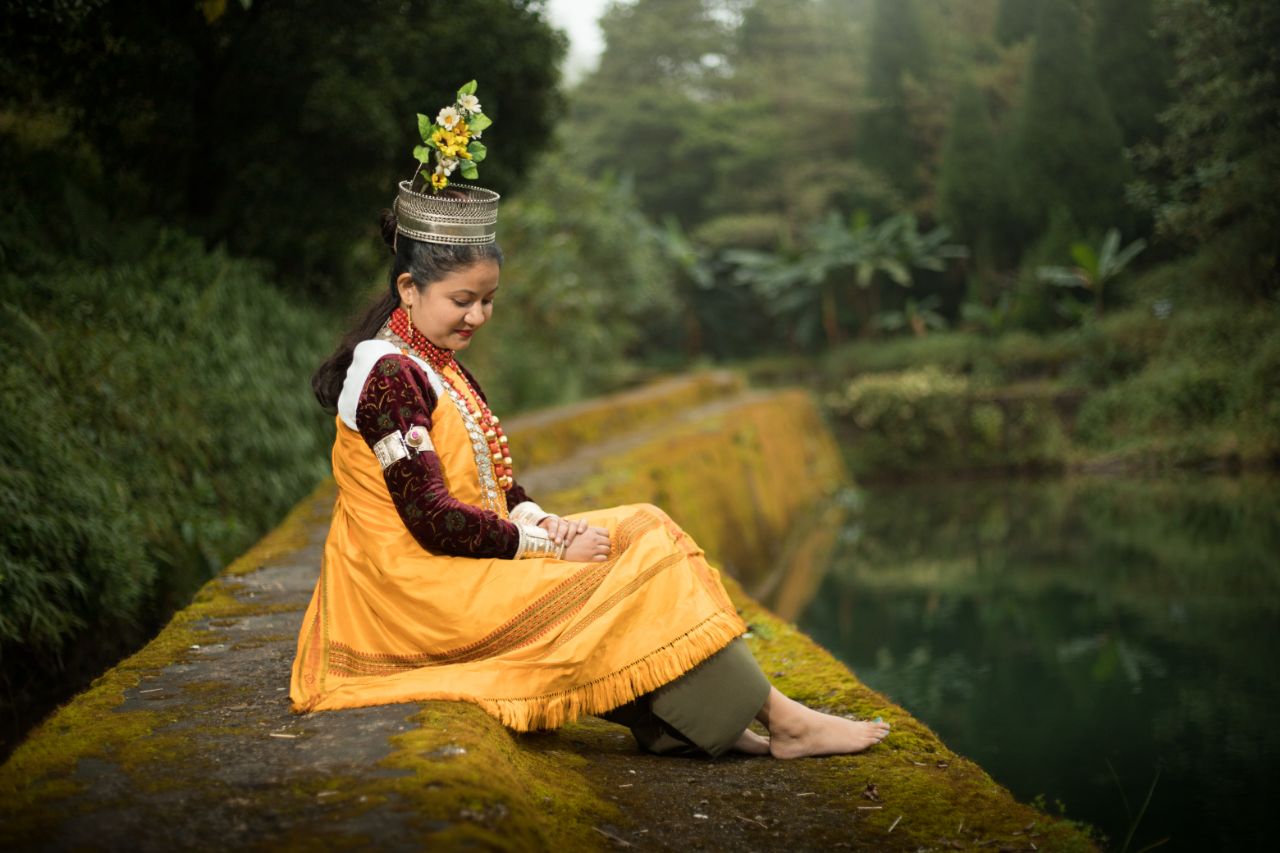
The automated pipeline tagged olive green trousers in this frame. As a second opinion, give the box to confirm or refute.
[599,637,771,758]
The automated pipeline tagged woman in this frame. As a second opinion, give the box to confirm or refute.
[290,97,889,759]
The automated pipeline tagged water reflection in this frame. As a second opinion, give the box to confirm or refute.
[790,474,1280,852]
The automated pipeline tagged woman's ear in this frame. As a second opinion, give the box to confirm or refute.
[395,273,417,304]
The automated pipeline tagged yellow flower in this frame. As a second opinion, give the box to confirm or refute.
[453,119,469,139]
[430,170,449,191]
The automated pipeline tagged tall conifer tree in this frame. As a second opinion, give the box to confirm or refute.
[995,0,1043,44]
[939,82,1012,267]
[1012,0,1125,238]
[859,0,929,202]
[1092,0,1173,148]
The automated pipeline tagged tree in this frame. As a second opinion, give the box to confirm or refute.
[1092,0,1174,149]
[938,82,1015,268]
[1129,0,1280,297]
[0,0,567,302]
[995,0,1043,45]
[859,0,931,203]
[726,211,967,346]
[1011,0,1126,241]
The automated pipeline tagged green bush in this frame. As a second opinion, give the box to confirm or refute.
[1074,363,1237,448]
[826,366,1067,478]
[0,229,336,715]
[1239,331,1280,459]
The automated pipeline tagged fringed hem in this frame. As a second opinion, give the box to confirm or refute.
[476,607,749,732]
[288,607,750,729]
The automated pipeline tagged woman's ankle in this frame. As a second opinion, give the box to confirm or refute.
[756,687,807,738]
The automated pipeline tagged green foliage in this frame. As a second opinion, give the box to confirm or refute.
[817,272,1280,471]
[1007,208,1083,332]
[995,0,1043,45]
[0,226,334,719]
[0,0,566,302]
[938,82,1015,265]
[726,211,966,347]
[459,159,680,410]
[412,80,492,193]
[825,366,1067,477]
[873,294,949,337]
[1128,0,1280,297]
[1092,0,1173,149]
[1012,0,1127,239]
[1037,227,1147,317]
[860,0,931,201]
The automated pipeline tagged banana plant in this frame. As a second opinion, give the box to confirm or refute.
[726,210,968,346]
[1037,228,1146,318]
[874,294,949,337]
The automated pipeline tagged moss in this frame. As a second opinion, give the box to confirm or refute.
[224,478,336,577]
[718,571,1097,850]
[540,389,846,579]
[1,374,1097,851]
[507,371,743,470]
[0,568,311,844]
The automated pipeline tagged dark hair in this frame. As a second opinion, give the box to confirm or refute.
[311,207,504,412]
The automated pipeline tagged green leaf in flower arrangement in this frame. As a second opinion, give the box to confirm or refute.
[413,145,431,163]
[418,113,433,142]
[458,79,478,97]
[468,113,492,133]
[467,141,487,163]
[459,160,479,180]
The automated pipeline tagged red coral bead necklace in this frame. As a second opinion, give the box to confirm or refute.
[388,306,514,491]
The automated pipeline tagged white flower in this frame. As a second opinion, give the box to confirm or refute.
[458,94,481,114]
[433,164,450,177]
[437,106,461,129]
[438,156,459,175]
[472,129,482,139]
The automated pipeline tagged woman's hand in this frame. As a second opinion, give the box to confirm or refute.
[538,515,611,561]
[562,526,612,562]
[538,515,587,547]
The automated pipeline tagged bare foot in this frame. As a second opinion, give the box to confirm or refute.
[759,689,890,760]
[730,727,771,756]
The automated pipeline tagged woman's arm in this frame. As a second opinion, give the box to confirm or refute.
[355,353,556,558]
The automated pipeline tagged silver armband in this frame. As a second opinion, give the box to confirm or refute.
[509,501,550,527]
[372,431,410,469]
[372,425,434,471]
[514,523,566,560]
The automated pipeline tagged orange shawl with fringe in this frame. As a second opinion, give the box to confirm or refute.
[289,368,748,730]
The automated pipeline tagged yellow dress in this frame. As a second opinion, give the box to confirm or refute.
[289,340,749,731]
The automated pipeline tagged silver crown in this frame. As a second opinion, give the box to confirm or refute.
[393,180,500,246]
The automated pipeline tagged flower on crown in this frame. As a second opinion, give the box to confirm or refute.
[412,80,492,194]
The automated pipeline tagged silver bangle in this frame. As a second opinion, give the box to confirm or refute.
[514,523,566,560]
[509,501,550,527]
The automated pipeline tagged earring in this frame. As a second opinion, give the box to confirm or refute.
[405,302,413,328]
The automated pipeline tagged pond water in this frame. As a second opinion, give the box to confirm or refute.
[792,473,1280,852]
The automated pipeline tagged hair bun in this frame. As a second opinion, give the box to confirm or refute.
[378,208,398,255]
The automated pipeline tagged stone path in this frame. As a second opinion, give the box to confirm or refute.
[0,380,1097,852]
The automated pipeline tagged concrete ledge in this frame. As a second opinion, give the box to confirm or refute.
[0,376,1097,851]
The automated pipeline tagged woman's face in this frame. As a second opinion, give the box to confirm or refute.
[397,260,500,352]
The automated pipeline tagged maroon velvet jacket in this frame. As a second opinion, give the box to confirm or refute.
[353,353,537,559]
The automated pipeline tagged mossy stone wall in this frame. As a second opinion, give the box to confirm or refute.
[0,374,1096,851]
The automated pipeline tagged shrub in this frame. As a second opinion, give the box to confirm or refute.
[826,366,1067,478]
[0,229,336,738]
